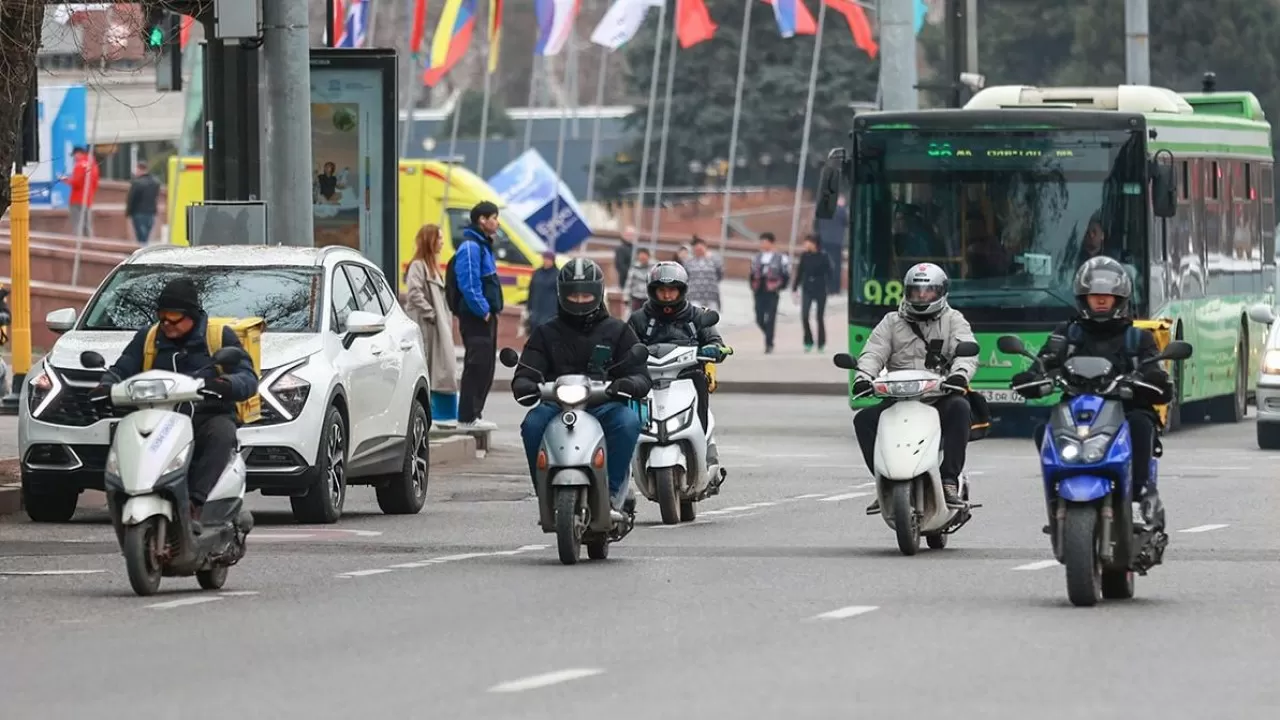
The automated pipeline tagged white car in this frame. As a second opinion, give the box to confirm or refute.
[18,245,433,524]
[1250,301,1280,448]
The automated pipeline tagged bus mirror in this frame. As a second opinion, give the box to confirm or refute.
[1150,158,1176,218]
[814,148,845,220]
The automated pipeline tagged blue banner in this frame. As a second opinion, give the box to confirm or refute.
[488,149,592,253]
[28,84,86,208]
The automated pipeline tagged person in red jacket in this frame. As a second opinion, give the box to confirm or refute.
[62,146,100,237]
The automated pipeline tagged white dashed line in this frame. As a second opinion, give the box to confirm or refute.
[818,491,872,503]
[810,605,879,621]
[219,591,259,597]
[146,596,223,610]
[338,569,395,578]
[335,545,551,578]
[0,569,107,576]
[488,668,605,693]
[1178,524,1229,533]
[249,533,317,541]
[855,482,876,488]
[790,493,827,500]
[1012,560,1060,571]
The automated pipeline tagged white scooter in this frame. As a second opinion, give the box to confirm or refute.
[81,348,255,596]
[833,339,982,556]
[633,313,731,524]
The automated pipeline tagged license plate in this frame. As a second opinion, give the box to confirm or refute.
[978,389,1026,405]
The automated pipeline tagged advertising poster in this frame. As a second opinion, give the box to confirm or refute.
[27,84,87,209]
[309,49,397,281]
[488,149,593,253]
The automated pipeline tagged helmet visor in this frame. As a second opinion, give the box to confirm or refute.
[905,284,944,305]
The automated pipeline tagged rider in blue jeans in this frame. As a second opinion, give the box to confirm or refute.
[512,258,653,513]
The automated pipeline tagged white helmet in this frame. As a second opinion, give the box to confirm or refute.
[900,262,950,320]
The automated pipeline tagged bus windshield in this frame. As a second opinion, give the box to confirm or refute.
[851,129,1149,324]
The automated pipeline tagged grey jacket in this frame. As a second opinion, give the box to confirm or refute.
[855,306,979,382]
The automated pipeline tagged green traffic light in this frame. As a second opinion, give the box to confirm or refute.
[148,27,164,47]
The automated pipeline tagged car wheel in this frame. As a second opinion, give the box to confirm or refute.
[376,401,430,515]
[22,480,79,523]
[290,406,347,524]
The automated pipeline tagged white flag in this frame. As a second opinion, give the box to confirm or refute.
[589,0,666,51]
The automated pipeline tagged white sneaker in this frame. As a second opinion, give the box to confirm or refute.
[458,419,498,431]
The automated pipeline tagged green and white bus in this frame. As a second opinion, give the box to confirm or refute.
[815,84,1276,429]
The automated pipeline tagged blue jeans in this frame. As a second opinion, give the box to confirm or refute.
[131,213,155,244]
[520,401,641,504]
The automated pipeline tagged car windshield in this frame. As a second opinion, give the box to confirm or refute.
[851,128,1149,324]
[81,265,323,332]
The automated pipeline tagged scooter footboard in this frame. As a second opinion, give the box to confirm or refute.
[121,494,175,525]
[1057,474,1112,502]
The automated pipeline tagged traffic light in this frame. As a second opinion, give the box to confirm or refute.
[20,71,39,165]
[155,13,184,92]
[144,8,167,51]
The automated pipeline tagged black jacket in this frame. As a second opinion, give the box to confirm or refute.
[1035,318,1171,409]
[526,267,559,329]
[512,312,653,398]
[626,302,724,348]
[125,174,161,217]
[108,312,259,417]
[792,250,831,295]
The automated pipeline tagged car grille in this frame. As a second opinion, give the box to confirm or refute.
[40,368,129,427]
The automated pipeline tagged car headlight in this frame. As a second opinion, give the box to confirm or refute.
[127,379,171,402]
[268,370,312,419]
[1264,350,1280,375]
[28,369,58,417]
[554,383,589,406]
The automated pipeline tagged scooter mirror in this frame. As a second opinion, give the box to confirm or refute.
[832,353,857,370]
[498,348,520,368]
[996,335,1026,356]
[1158,340,1193,362]
[80,350,106,369]
[211,347,250,368]
[953,341,980,358]
[627,344,650,362]
[697,310,720,327]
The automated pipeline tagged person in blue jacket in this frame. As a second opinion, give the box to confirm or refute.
[451,201,505,430]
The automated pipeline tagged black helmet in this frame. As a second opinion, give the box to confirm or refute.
[557,258,605,317]
[646,261,688,313]
[1073,256,1132,321]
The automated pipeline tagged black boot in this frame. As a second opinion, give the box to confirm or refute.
[942,479,963,508]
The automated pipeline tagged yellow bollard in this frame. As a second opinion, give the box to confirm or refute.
[9,173,32,390]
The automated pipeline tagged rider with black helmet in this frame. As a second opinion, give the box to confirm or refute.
[511,258,653,514]
[1012,256,1171,527]
[627,261,729,463]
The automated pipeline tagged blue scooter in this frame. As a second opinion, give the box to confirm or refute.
[997,335,1193,607]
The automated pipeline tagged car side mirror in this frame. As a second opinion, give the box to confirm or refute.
[46,307,77,334]
[1249,303,1276,326]
[342,310,386,349]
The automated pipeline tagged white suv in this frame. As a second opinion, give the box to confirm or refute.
[18,245,433,524]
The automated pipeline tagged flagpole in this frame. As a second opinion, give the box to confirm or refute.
[647,7,679,258]
[399,55,425,156]
[551,34,576,229]
[364,0,378,42]
[631,0,668,236]
[584,46,609,204]
[718,0,753,253]
[522,53,540,152]
[476,46,494,176]
[440,88,465,225]
[787,0,827,258]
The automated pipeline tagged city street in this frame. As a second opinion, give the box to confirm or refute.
[2,394,1279,718]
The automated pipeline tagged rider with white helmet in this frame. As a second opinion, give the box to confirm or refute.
[853,263,979,511]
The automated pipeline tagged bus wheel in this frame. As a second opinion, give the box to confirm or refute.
[1208,331,1247,424]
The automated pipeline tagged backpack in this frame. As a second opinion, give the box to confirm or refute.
[142,320,259,423]
[1065,323,1143,372]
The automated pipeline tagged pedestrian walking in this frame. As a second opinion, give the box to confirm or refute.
[815,194,848,295]
[446,201,504,431]
[749,232,791,354]
[614,225,636,290]
[526,251,560,331]
[125,161,161,245]
[404,224,459,427]
[683,237,723,311]
[62,146,99,238]
[625,247,653,312]
[792,234,830,352]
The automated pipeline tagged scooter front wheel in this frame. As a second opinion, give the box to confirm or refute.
[1062,504,1102,607]
[891,483,919,556]
[197,566,229,590]
[654,469,680,525]
[554,487,584,566]
[123,519,164,596]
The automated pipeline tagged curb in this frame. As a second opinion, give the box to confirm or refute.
[490,378,848,397]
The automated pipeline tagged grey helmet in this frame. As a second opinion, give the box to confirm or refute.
[900,262,950,320]
[1073,256,1132,321]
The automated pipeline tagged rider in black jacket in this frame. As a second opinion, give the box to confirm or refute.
[626,262,728,462]
[512,259,652,512]
[1012,257,1171,528]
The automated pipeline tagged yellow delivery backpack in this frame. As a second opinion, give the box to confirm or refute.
[142,316,265,424]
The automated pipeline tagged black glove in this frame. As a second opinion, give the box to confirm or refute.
[88,383,113,403]
[512,378,539,406]
[853,378,874,396]
[200,377,234,400]
[606,378,638,399]
[943,373,968,391]
[1140,366,1167,387]
[1011,371,1038,387]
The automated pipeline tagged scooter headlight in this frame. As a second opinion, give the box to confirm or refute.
[1057,434,1112,464]
[663,407,695,434]
[554,383,589,406]
[127,379,172,402]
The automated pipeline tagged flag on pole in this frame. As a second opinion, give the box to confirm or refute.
[487,0,503,73]
[589,0,665,51]
[534,0,581,57]
[324,0,346,45]
[675,0,716,48]
[337,0,369,47]
[424,0,477,86]
[410,0,429,53]
[762,0,816,37]
[179,14,194,48]
[823,0,876,58]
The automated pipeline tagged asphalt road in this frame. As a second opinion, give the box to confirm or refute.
[2,395,1279,719]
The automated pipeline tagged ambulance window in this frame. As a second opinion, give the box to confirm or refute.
[445,208,531,266]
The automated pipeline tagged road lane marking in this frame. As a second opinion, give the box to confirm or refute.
[249,534,318,540]
[0,569,107,576]
[1012,560,1060,571]
[488,668,605,693]
[811,605,879,621]
[335,545,552,578]
[819,492,871,503]
[219,591,259,597]
[855,482,876,488]
[338,569,394,578]
[1178,524,1229,533]
[147,596,222,610]
[790,493,827,499]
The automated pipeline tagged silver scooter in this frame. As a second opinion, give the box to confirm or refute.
[499,344,648,566]
[81,348,255,596]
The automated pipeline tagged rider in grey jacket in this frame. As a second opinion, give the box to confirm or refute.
[854,263,977,512]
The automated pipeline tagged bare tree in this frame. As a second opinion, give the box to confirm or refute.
[0,0,46,221]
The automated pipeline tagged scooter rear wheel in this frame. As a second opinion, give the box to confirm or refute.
[197,566,229,590]
[123,519,163,597]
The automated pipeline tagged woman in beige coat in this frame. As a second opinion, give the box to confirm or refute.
[404,224,459,427]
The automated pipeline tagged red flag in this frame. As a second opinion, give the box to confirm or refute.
[676,0,717,49]
[824,0,877,58]
[760,0,817,36]
[179,15,194,49]
[410,0,429,54]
